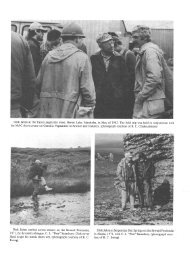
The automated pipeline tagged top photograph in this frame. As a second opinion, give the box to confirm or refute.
[11,20,173,119]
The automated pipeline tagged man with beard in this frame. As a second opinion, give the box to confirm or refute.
[131,25,173,119]
[37,23,95,118]
[91,33,129,118]
[26,22,47,76]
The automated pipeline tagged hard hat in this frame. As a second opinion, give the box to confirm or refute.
[35,160,41,164]
[29,22,47,32]
[61,23,85,38]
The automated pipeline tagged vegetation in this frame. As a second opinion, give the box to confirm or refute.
[11,147,90,198]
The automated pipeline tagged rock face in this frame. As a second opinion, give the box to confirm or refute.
[123,134,174,200]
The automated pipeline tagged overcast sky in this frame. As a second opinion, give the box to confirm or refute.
[11,129,90,148]
[95,134,124,144]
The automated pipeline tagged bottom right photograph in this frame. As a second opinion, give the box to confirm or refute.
[95,133,174,225]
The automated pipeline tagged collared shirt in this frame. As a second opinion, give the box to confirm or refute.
[101,52,112,72]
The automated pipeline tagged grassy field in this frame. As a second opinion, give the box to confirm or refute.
[11,147,90,198]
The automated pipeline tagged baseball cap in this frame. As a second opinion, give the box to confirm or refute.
[96,33,113,44]
[29,22,47,32]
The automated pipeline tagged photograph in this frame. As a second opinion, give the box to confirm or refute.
[95,133,174,225]
[11,20,173,119]
[10,132,91,225]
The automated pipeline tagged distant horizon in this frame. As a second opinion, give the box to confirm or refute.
[11,129,91,148]
[11,146,90,149]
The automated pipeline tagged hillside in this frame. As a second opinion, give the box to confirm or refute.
[11,147,90,197]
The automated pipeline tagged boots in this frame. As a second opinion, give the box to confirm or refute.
[44,185,53,191]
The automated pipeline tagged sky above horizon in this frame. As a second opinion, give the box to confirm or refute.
[95,134,124,145]
[11,129,90,148]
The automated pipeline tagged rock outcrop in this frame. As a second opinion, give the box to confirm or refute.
[123,134,174,200]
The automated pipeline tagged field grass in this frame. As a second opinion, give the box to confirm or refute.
[11,147,90,198]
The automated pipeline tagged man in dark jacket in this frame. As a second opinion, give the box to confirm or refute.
[11,32,36,117]
[122,41,136,118]
[27,22,47,76]
[136,152,155,209]
[28,159,52,200]
[91,33,129,118]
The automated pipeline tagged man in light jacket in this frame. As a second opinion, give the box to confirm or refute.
[131,25,173,119]
[115,152,137,211]
[37,23,96,118]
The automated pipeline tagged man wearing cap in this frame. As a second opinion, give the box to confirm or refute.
[37,22,95,118]
[40,29,62,61]
[28,159,52,200]
[91,33,129,118]
[108,32,123,53]
[115,152,137,210]
[26,22,47,76]
[131,25,173,119]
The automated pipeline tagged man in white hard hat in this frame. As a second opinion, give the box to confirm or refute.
[37,22,96,118]
[26,22,47,76]
[28,159,52,200]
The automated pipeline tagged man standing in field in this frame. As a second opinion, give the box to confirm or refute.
[131,25,173,119]
[28,159,52,200]
[115,152,137,211]
[37,22,96,118]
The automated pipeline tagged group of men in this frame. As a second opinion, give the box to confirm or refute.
[11,21,173,119]
[115,151,155,211]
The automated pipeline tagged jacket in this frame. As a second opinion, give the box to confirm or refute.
[136,159,155,182]
[133,42,172,119]
[11,32,35,111]
[28,38,42,76]
[37,43,96,118]
[115,158,136,190]
[90,51,129,118]
[123,49,136,118]
[28,164,43,180]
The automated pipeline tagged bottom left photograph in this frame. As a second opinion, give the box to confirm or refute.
[10,132,91,225]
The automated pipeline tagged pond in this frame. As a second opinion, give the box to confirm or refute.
[10,192,90,225]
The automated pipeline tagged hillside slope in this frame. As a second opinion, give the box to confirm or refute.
[11,147,90,197]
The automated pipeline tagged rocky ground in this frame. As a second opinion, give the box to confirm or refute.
[95,166,173,226]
